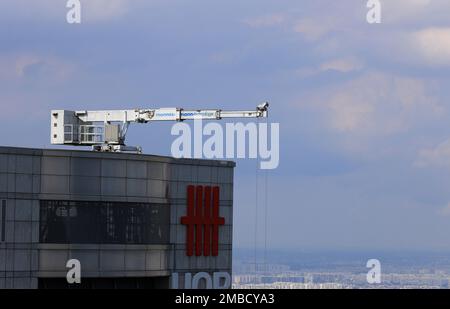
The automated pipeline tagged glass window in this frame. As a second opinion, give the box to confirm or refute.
[40,200,169,244]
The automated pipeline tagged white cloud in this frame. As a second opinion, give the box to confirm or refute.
[315,73,442,135]
[410,28,450,66]
[295,58,364,80]
[0,54,75,81]
[294,72,445,156]
[319,58,364,73]
[293,18,336,41]
[415,140,450,169]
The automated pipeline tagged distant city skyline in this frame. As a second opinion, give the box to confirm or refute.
[233,248,450,289]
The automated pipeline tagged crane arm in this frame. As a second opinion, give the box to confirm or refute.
[71,102,268,123]
[50,102,269,153]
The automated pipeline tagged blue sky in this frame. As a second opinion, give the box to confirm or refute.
[1,0,450,251]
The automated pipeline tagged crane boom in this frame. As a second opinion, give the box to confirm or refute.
[50,102,269,153]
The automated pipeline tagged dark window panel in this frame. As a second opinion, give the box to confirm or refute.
[40,200,170,244]
[1,200,6,242]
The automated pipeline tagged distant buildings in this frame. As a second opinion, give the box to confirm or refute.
[232,262,450,289]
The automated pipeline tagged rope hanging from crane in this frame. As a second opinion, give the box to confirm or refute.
[254,115,270,285]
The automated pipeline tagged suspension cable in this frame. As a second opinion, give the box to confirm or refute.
[264,147,268,276]
[254,119,259,279]
[263,116,269,284]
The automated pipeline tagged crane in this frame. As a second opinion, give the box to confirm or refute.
[50,102,269,153]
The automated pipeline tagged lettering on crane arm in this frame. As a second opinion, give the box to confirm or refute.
[181,112,216,117]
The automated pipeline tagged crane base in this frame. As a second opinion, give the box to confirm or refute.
[92,144,142,154]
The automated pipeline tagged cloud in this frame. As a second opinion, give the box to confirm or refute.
[0,54,75,82]
[415,139,450,169]
[326,92,374,133]
[0,0,135,22]
[311,73,442,135]
[0,53,76,120]
[295,58,364,79]
[240,2,450,70]
[243,2,450,69]
[319,58,364,73]
[381,0,450,25]
[294,72,445,157]
[381,0,432,22]
[409,28,450,66]
[82,0,131,21]
[243,14,285,28]
[293,18,337,41]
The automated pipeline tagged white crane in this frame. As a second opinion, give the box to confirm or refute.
[51,102,269,153]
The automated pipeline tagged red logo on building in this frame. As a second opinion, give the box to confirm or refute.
[181,185,225,257]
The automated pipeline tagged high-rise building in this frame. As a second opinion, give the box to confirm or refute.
[0,146,233,289]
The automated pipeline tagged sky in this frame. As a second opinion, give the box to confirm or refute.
[1,0,450,252]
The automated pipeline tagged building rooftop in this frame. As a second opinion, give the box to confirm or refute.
[0,146,235,167]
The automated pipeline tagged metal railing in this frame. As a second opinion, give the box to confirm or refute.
[64,124,104,144]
